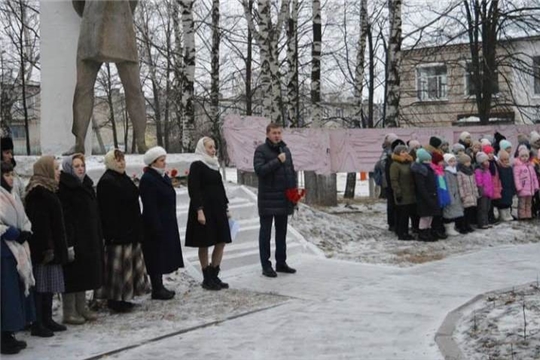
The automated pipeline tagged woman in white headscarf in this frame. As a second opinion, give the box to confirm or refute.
[185,137,232,291]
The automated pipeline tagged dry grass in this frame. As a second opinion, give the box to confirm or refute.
[394,249,446,264]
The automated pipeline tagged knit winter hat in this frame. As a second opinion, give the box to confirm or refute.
[519,148,530,159]
[144,146,167,166]
[530,131,540,146]
[452,143,465,154]
[393,145,408,155]
[443,153,456,164]
[384,133,399,147]
[499,139,512,151]
[458,153,471,164]
[407,139,421,149]
[416,148,432,163]
[429,136,442,149]
[480,138,492,147]
[431,151,444,165]
[459,131,471,143]
[482,145,495,154]
[476,152,489,164]
[391,139,405,151]
[1,136,13,152]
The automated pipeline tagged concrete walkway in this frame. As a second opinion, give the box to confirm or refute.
[107,243,540,360]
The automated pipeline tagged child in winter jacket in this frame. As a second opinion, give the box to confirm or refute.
[389,145,416,240]
[457,154,478,232]
[430,152,450,239]
[495,150,515,221]
[443,154,465,236]
[483,145,502,224]
[475,152,495,229]
[513,149,539,219]
[411,149,439,242]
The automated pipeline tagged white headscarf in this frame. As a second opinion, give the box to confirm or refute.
[195,137,220,171]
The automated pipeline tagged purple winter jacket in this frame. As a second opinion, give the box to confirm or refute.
[475,167,495,199]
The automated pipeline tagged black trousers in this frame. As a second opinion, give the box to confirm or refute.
[386,187,396,231]
[259,215,288,270]
[464,207,476,228]
[432,215,445,232]
[395,204,413,238]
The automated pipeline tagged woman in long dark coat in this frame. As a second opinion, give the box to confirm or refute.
[25,156,70,337]
[186,137,232,290]
[1,162,36,354]
[58,154,103,324]
[140,147,184,300]
[96,149,150,312]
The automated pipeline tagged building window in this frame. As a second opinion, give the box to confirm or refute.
[416,65,447,101]
[10,125,26,140]
[534,56,540,95]
[465,62,499,96]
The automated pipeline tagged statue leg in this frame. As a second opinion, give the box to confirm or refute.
[70,58,102,154]
[116,62,148,154]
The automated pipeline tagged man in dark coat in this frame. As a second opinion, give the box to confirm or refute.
[254,123,297,278]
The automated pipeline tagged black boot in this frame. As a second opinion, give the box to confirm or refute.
[43,293,67,332]
[150,275,175,300]
[107,300,134,313]
[1,332,22,355]
[31,293,54,337]
[202,267,221,291]
[419,229,436,242]
[210,265,229,289]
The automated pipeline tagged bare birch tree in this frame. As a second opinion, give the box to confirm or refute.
[181,0,196,151]
[385,0,402,128]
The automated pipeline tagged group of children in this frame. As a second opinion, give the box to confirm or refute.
[383,131,540,241]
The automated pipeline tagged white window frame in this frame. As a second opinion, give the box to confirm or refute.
[415,63,448,102]
[464,61,500,97]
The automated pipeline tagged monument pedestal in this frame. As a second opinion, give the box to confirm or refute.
[41,1,91,155]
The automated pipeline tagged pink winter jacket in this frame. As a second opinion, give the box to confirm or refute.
[475,167,495,199]
[513,158,539,197]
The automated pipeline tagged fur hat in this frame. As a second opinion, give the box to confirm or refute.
[144,146,167,166]
[482,145,494,154]
[384,133,399,146]
[517,133,529,145]
[452,143,465,154]
[391,139,405,151]
[407,139,421,149]
[393,145,408,155]
[1,136,14,152]
[459,131,471,143]
[443,153,456,164]
[458,153,471,164]
[429,136,442,149]
[416,148,432,163]
[499,140,512,151]
[476,152,489,164]
[431,151,444,165]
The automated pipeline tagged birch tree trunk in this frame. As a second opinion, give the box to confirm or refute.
[305,0,337,207]
[385,0,402,128]
[286,0,299,127]
[210,0,220,137]
[243,0,289,123]
[172,0,184,141]
[105,64,119,148]
[181,0,196,152]
[344,0,368,199]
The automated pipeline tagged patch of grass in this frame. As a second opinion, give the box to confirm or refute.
[394,249,445,264]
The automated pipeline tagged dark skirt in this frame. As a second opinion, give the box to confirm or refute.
[2,257,36,331]
[96,243,150,301]
[185,206,232,248]
[34,264,65,293]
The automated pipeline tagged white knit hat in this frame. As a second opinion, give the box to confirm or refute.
[443,153,456,164]
[144,146,167,166]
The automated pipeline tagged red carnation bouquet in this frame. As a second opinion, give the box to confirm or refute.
[285,188,306,206]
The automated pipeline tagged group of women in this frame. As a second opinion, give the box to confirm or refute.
[0,135,232,355]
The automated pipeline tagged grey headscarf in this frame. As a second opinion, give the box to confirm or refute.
[62,154,85,182]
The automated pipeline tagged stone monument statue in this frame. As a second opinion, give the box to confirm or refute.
[67,0,148,154]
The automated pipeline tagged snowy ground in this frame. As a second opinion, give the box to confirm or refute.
[455,283,540,360]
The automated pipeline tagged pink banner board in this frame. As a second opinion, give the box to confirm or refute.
[223,116,540,174]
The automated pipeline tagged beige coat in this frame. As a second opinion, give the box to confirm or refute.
[75,0,139,63]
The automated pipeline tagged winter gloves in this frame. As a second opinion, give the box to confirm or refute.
[1,227,31,244]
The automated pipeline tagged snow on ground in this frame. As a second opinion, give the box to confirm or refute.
[13,271,287,360]
[454,283,540,360]
[290,199,540,267]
